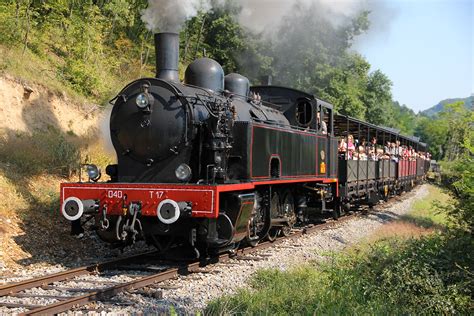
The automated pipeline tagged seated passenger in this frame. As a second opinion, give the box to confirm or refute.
[390,142,398,162]
[376,148,387,160]
[384,141,391,154]
[402,146,409,160]
[339,137,347,153]
[396,140,402,157]
[368,137,377,152]
[368,149,378,161]
[346,135,356,159]
[358,146,368,160]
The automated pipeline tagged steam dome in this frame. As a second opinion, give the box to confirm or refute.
[224,73,250,98]
[184,58,224,92]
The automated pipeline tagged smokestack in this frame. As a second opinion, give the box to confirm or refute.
[154,32,179,82]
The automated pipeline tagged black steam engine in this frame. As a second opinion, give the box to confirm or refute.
[60,32,428,256]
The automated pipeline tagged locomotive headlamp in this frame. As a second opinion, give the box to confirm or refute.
[135,93,149,109]
[85,164,101,182]
[175,163,192,181]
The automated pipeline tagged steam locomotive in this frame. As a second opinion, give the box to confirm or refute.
[60,32,429,255]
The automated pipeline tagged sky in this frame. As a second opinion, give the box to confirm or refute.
[355,0,473,112]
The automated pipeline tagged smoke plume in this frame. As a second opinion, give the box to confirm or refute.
[237,0,367,35]
[141,0,212,32]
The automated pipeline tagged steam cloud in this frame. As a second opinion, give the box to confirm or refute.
[237,0,367,35]
[141,0,391,37]
[140,0,366,33]
[141,0,212,32]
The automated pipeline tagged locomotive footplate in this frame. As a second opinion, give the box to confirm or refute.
[60,182,218,220]
[60,178,340,221]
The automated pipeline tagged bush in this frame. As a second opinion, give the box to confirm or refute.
[206,234,473,315]
[441,157,474,234]
[61,59,102,97]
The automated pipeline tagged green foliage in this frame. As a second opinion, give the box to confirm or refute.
[318,53,371,119]
[442,157,474,234]
[439,105,474,234]
[0,0,152,103]
[416,115,448,160]
[390,101,418,135]
[0,0,461,150]
[206,233,473,315]
[0,0,401,127]
[438,102,473,161]
[415,101,473,161]
[363,70,393,125]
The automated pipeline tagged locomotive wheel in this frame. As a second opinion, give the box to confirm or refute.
[280,190,296,236]
[246,191,272,247]
[263,191,281,242]
[332,200,342,220]
[281,225,292,237]
[267,227,280,242]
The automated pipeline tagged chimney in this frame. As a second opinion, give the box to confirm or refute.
[154,32,179,82]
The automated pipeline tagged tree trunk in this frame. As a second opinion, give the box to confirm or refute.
[194,16,206,59]
[22,0,31,55]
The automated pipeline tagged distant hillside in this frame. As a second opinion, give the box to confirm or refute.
[421,96,474,117]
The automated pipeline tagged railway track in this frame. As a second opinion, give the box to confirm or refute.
[0,213,359,315]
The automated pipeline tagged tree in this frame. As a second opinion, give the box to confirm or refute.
[363,70,393,125]
[439,102,473,161]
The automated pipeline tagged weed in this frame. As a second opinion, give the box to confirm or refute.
[206,233,473,315]
[0,129,80,177]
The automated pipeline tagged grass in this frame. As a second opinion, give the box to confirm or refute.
[0,45,88,104]
[0,41,148,106]
[400,185,450,228]
[205,186,474,315]
[370,185,450,241]
[0,127,80,177]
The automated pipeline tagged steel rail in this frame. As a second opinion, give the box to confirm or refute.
[12,214,358,315]
[21,262,200,316]
[0,251,158,296]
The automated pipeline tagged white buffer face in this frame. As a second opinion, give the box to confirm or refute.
[157,199,181,224]
[61,196,84,221]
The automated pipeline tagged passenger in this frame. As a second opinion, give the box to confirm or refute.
[347,135,355,159]
[384,141,391,154]
[358,146,368,160]
[390,142,398,162]
[368,149,378,161]
[368,137,377,152]
[338,137,347,153]
[376,148,386,160]
[402,146,409,160]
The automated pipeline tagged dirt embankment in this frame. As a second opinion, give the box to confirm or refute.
[0,74,100,135]
[0,74,112,272]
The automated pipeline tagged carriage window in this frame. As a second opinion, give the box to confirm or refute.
[296,100,313,126]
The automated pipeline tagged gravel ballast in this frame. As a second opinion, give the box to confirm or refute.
[1,185,429,315]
